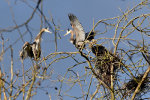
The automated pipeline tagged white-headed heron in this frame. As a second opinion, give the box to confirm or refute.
[20,28,51,60]
[64,13,95,48]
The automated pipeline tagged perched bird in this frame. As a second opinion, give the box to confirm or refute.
[20,28,51,61]
[64,13,95,48]
[32,28,51,60]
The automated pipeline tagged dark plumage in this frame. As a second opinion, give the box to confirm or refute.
[20,42,34,60]
[85,31,95,41]
[92,45,106,56]
[32,42,41,60]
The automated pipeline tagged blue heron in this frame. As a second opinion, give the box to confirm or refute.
[64,13,95,48]
[20,28,51,60]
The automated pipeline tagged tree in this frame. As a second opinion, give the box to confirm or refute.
[0,0,149,100]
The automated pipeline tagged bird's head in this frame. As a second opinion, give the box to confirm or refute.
[42,27,52,34]
[64,29,72,36]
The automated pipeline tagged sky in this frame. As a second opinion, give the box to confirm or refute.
[0,0,149,100]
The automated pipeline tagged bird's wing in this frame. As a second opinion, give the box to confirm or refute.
[68,14,85,42]
[85,31,95,41]
[31,43,37,60]
[20,49,26,60]
[20,42,31,60]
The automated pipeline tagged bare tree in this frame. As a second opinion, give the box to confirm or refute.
[0,0,150,100]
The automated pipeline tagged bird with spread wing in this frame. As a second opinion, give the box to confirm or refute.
[64,13,96,49]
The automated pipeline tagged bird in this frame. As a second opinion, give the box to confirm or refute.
[32,28,51,60]
[64,13,95,49]
[20,28,51,61]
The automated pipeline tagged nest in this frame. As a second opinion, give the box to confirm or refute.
[125,74,150,93]
[92,45,122,86]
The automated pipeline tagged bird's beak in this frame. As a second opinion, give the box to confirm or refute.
[64,29,71,36]
[46,30,52,34]
[64,32,70,36]
[47,31,52,34]
[45,27,52,34]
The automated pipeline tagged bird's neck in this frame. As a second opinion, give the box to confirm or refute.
[69,30,75,43]
[34,29,45,43]
[70,31,74,40]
